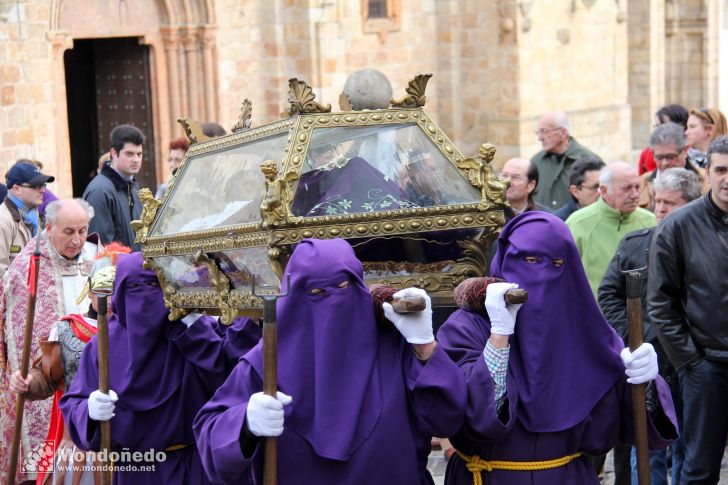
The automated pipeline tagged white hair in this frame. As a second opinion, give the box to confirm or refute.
[654,167,702,202]
[599,161,633,195]
[45,199,95,225]
[552,111,571,133]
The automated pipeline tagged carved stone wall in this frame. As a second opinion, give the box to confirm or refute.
[0,0,220,197]
[628,0,665,149]
[1,0,726,199]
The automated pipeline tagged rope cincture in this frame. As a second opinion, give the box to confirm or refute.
[456,450,583,485]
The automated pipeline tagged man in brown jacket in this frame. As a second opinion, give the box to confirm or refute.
[0,161,54,277]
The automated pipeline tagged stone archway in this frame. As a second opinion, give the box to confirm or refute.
[47,0,219,195]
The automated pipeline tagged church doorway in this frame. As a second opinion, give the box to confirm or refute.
[64,37,157,196]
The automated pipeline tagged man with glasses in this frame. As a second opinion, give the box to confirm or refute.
[554,158,606,221]
[531,111,602,211]
[0,161,54,276]
[566,161,656,297]
[639,123,706,211]
[499,157,550,218]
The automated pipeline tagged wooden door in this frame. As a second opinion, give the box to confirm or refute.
[93,37,156,191]
[65,37,156,195]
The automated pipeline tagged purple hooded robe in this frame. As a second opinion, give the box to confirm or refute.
[193,238,466,484]
[59,252,257,484]
[438,212,678,484]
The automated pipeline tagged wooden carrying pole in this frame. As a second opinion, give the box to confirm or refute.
[389,287,528,312]
[624,264,651,485]
[262,301,278,485]
[252,276,289,485]
[8,238,42,485]
[96,295,112,485]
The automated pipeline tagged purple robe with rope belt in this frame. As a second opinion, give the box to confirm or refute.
[59,252,257,484]
[438,212,678,484]
[193,238,467,484]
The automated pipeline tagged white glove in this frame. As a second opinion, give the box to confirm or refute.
[620,343,658,384]
[382,288,435,344]
[88,390,118,421]
[246,391,293,437]
[485,283,523,336]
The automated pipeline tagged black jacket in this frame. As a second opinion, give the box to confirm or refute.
[599,227,673,378]
[83,163,142,251]
[647,193,728,369]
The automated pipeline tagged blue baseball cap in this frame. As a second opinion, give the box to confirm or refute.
[6,162,55,189]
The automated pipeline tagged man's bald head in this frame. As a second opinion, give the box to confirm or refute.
[540,112,571,132]
[45,199,94,259]
[599,162,641,214]
[537,111,571,154]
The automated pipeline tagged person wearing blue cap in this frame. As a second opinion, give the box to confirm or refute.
[0,161,55,276]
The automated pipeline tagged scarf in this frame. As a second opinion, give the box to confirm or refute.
[8,192,39,236]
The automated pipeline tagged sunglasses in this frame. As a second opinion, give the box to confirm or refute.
[699,107,715,125]
[19,183,47,189]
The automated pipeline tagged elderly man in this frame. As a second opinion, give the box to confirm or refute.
[566,162,656,297]
[648,136,728,483]
[554,158,606,221]
[599,168,701,485]
[531,111,602,211]
[0,199,99,483]
[639,122,705,210]
[9,243,130,484]
[499,158,551,219]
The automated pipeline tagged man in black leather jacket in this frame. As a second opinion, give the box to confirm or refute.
[647,135,728,484]
[599,167,701,485]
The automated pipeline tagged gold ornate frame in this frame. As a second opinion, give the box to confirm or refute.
[139,75,507,319]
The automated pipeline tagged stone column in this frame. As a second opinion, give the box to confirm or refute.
[48,30,74,198]
[200,26,218,123]
[161,27,183,132]
[176,28,190,119]
[628,0,665,148]
[183,27,202,120]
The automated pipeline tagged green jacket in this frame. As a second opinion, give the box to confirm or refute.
[566,197,656,297]
[531,137,601,210]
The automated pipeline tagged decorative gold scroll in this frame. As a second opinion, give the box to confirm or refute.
[450,238,491,281]
[231,98,253,133]
[178,117,211,144]
[287,78,332,116]
[143,258,190,321]
[194,250,236,324]
[339,91,353,111]
[390,73,433,108]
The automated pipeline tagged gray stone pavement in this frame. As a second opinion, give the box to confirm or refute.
[427,447,728,484]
